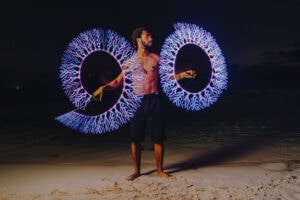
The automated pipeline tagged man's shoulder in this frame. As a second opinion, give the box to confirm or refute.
[150,52,160,60]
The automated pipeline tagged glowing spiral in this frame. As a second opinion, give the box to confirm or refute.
[56,28,143,134]
[159,22,228,111]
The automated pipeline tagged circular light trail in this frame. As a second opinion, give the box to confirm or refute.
[56,28,143,134]
[159,22,228,111]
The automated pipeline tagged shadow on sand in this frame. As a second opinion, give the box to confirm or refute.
[163,133,277,174]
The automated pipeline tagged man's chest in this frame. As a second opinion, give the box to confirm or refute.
[142,59,159,74]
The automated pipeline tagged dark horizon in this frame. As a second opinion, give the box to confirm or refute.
[1,1,299,128]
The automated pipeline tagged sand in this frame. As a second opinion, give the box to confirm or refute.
[1,121,300,200]
[0,163,299,200]
[1,93,300,199]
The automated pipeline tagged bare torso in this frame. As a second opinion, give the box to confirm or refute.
[140,52,160,94]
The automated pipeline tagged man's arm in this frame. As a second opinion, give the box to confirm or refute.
[93,72,124,101]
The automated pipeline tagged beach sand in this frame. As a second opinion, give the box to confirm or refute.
[1,92,300,199]
[0,161,299,199]
[0,122,300,199]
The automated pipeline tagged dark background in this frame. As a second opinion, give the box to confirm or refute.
[1,0,299,129]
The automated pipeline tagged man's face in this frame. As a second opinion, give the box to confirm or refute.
[140,30,153,49]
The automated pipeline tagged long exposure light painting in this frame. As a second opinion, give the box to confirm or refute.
[56,28,143,134]
[56,22,228,134]
[160,22,228,111]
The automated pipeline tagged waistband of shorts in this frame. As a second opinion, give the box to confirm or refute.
[144,91,159,96]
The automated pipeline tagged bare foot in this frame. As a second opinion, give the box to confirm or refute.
[126,173,140,181]
[157,172,171,178]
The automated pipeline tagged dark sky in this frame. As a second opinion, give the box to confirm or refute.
[2,0,300,100]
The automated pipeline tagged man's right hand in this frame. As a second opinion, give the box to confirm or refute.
[93,85,107,101]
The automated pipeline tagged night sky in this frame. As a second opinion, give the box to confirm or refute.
[2,0,300,119]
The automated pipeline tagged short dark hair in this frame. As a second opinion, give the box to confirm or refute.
[131,27,147,50]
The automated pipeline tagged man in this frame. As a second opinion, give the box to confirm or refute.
[93,27,196,180]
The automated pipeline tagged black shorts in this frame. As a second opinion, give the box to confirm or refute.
[130,92,166,143]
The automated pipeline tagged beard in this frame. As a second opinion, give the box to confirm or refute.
[141,40,153,51]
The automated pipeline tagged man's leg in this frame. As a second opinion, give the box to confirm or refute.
[154,143,170,178]
[127,142,141,181]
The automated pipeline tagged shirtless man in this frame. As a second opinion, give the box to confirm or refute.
[93,27,196,180]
